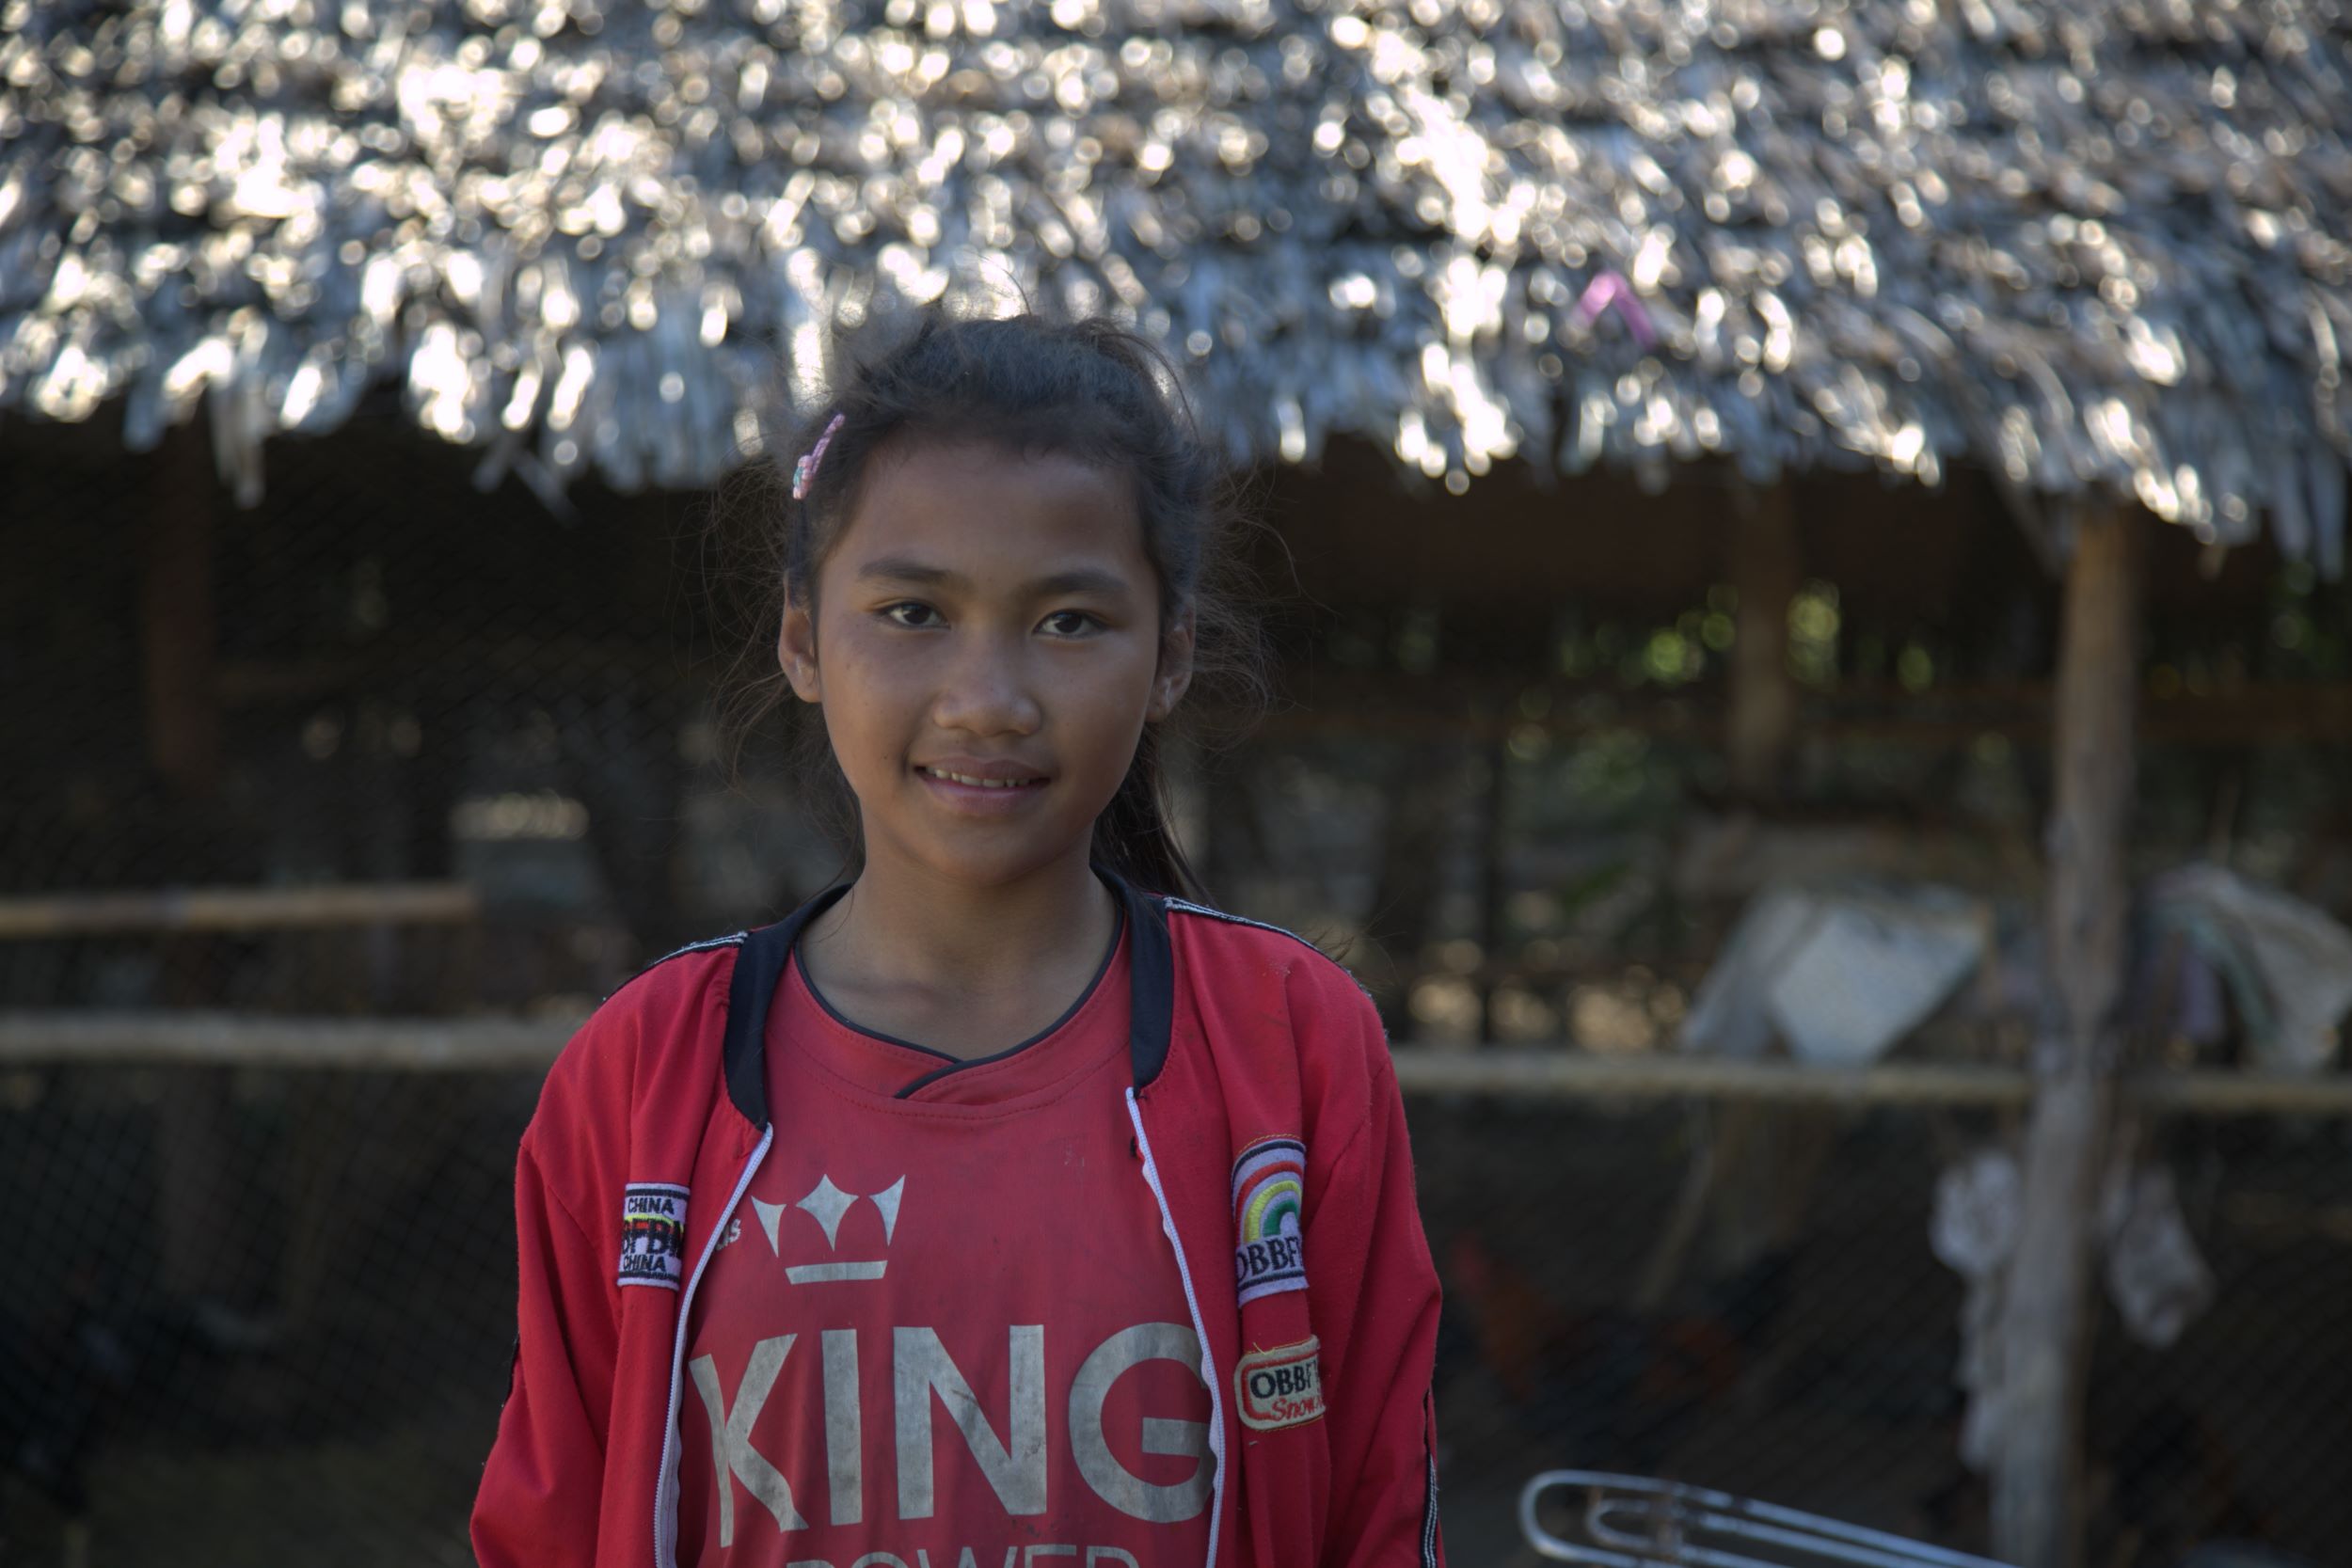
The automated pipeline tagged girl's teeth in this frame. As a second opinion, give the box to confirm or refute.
[927,768,1032,788]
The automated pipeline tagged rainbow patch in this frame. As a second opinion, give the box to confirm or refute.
[1232,1137,1308,1305]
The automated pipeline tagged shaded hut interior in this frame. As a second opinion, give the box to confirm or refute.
[7,391,2351,1564]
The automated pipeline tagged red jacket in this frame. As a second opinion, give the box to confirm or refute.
[472,874,1446,1568]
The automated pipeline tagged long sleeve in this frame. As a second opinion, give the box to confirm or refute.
[1309,1032,1447,1568]
[471,1135,619,1568]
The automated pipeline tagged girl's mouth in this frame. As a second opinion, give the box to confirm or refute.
[915,765,1048,790]
[914,763,1051,814]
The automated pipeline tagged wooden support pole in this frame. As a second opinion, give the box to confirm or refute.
[1684,482,1818,1294]
[143,416,224,794]
[1474,733,1511,1041]
[1364,608,1466,1033]
[1726,483,1802,799]
[143,415,240,1303]
[1992,505,2139,1568]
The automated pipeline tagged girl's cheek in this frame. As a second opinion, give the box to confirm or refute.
[824,635,907,697]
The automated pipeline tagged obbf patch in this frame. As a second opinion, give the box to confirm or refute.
[1231,1136,1307,1306]
[617,1182,690,1290]
[1235,1337,1325,1432]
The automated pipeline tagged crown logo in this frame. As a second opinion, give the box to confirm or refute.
[751,1175,905,1283]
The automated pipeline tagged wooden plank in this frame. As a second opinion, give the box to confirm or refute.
[8,1019,2352,1116]
[0,881,482,939]
[0,1010,577,1070]
[1994,505,2139,1568]
[1394,1049,2037,1105]
[1389,1051,2352,1113]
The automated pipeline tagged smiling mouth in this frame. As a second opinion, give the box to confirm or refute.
[915,766,1048,790]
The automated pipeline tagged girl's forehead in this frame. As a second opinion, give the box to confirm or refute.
[837,438,1147,562]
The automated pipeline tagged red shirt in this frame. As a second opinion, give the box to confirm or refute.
[471,876,1449,1568]
[675,919,1217,1566]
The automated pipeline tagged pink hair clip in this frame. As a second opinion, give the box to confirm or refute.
[1572,268,1659,349]
[792,412,847,500]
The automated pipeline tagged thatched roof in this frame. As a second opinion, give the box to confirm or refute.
[2,0,2347,567]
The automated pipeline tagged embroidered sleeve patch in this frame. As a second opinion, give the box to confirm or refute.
[617,1183,690,1290]
[1235,1337,1325,1431]
[1232,1136,1308,1306]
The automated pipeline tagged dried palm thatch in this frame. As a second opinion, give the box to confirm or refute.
[1,0,2346,566]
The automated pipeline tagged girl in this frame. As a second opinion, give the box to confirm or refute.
[471,311,1446,1568]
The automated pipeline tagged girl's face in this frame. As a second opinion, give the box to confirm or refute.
[779,437,1193,891]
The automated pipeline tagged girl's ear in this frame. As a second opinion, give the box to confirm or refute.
[1148,604,1197,721]
[779,592,822,703]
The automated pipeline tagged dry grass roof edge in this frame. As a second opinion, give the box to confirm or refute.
[1,0,2347,572]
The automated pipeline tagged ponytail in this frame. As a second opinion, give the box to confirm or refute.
[1089,726,1203,901]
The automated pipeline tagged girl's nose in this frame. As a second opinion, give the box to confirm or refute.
[930,636,1043,736]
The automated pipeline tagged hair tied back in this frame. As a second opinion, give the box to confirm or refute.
[791,412,847,501]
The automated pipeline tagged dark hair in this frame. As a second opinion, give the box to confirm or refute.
[709,308,1267,900]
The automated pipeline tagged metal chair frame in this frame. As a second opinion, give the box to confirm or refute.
[1518,1471,2015,1568]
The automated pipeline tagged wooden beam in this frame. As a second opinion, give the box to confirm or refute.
[0,881,482,940]
[211,644,2352,746]
[12,1021,2352,1117]
[1993,505,2139,1568]
[1255,674,2352,747]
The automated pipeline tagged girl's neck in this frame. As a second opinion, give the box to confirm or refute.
[800,846,1118,1023]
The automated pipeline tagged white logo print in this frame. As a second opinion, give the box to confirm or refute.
[752,1174,905,1283]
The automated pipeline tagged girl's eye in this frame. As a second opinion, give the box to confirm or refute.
[1041,610,1102,637]
[882,602,940,628]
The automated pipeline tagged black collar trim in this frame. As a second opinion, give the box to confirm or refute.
[719,867,1177,1129]
[889,893,1127,1099]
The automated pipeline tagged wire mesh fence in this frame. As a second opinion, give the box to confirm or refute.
[8,409,2352,1566]
[5,1056,2350,1565]
[0,1061,530,1567]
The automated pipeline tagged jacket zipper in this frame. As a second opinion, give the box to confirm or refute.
[652,1126,774,1568]
[1124,1087,1226,1568]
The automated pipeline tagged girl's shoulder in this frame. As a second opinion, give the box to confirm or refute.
[1159,895,1321,953]
[1161,891,1363,972]
[601,929,751,1007]
[1157,895,1397,1152]
[521,927,752,1205]
[1157,895,1383,1032]
[537,929,748,1108]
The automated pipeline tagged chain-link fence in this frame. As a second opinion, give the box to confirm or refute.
[8,409,2352,1565]
[7,1060,2351,1565]
[1418,1095,2352,1568]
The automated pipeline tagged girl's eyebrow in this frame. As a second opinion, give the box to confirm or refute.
[854,557,1136,599]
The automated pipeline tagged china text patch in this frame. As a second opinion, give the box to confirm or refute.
[617,1182,689,1290]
